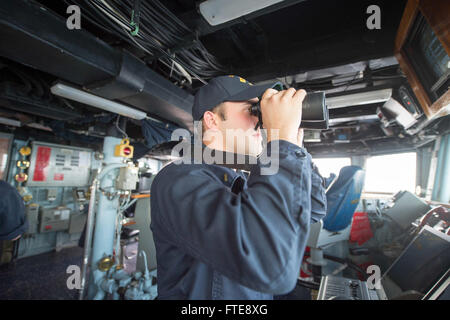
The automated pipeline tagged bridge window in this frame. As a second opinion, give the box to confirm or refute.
[313,157,351,179]
[364,152,416,194]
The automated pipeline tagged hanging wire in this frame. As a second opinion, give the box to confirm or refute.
[115,115,128,140]
[64,0,224,85]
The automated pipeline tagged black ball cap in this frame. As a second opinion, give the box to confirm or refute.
[192,75,283,121]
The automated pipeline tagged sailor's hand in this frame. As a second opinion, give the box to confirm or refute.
[260,88,306,145]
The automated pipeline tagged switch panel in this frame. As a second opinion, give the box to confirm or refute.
[25,204,40,235]
[39,207,71,233]
[317,275,375,300]
[27,141,92,187]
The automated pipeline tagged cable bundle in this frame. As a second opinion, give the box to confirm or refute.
[64,0,224,85]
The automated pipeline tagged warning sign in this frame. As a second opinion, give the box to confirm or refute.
[32,146,51,182]
[28,142,92,187]
[54,173,64,181]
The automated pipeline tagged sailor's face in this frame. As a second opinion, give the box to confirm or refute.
[218,98,263,156]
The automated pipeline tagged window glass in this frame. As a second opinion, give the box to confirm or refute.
[364,152,416,193]
[313,157,351,178]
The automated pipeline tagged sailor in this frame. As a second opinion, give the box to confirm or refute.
[150,75,327,299]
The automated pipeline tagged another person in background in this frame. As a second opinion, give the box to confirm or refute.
[0,180,28,264]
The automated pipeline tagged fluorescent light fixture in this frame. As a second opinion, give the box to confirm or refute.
[51,83,147,120]
[334,137,350,143]
[26,123,53,131]
[326,88,392,109]
[199,0,284,26]
[0,117,21,127]
[328,114,380,125]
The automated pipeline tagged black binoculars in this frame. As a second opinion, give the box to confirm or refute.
[249,91,329,130]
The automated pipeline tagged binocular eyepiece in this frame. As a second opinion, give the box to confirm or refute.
[250,91,329,130]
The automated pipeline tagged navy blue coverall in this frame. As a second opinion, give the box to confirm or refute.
[0,180,28,240]
[150,140,327,299]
